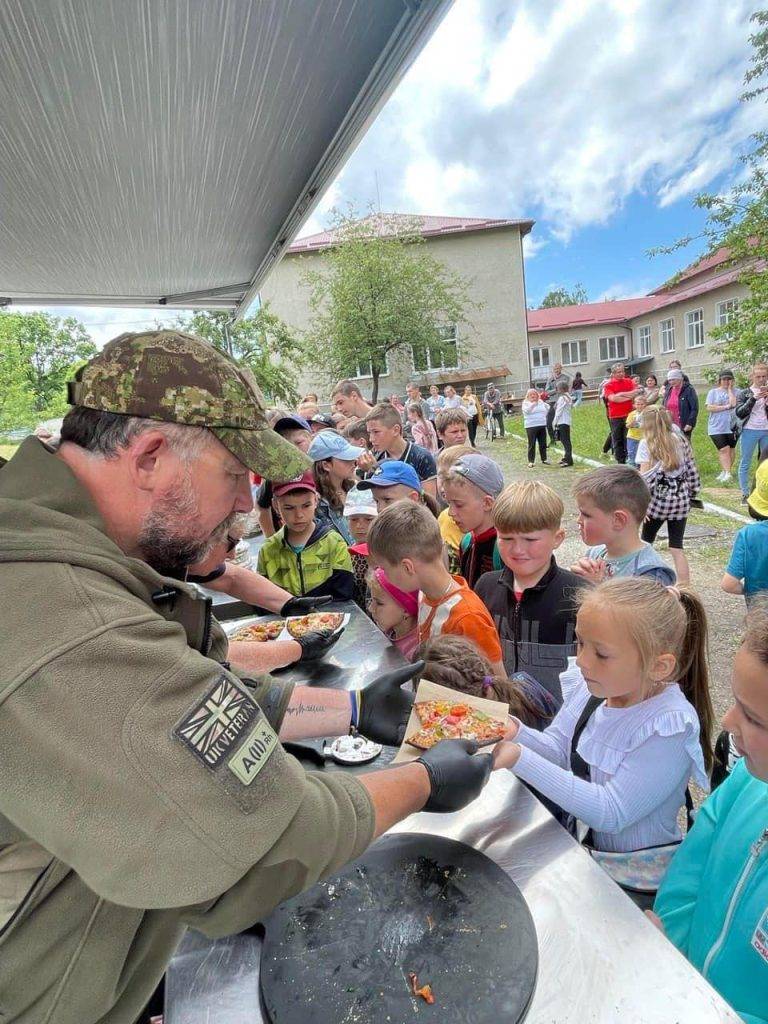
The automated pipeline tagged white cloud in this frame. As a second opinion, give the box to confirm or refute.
[313,0,760,241]
[522,233,546,259]
[17,305,179,348]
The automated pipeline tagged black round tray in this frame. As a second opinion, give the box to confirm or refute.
[260,832,538,1023]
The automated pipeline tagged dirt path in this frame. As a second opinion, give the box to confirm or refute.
[473,431,744,723]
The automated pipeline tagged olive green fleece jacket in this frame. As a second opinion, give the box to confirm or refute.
[0,439,374,1024]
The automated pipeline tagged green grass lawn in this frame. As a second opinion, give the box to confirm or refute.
[504,398,747,514]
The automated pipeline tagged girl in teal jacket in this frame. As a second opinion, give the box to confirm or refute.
[654,605,768,1024]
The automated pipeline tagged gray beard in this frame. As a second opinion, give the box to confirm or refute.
[138,475,241,578]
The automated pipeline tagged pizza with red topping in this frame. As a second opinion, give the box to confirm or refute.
[407,699,506,749]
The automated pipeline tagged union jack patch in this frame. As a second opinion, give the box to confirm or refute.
[174,675,259,769]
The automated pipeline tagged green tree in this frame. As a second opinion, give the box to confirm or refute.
[650,11,768,368]
[302,210,480,402]
[0,317,36,430]
[0,311,95,421]
[175,307,304,406]
[538,283,589,309]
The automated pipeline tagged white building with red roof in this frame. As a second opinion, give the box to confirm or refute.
[259,213,535,400]
[527,247,748,387]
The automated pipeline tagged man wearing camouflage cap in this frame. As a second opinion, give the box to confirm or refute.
[0,330,491,1024]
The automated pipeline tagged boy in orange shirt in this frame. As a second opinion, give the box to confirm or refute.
[367,501,505,674]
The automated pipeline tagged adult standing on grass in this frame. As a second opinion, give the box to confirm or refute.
[461,385,481,445]
[443,384,462,409]
[735,362,768,503]
[522,388,549,467]
[705,369,739,483]
[603,363,641,465]
[663,368,699,437]
[544,362,570,444]
[427,384,445,419]
[482,381,505,438]
[552,382,574,467]
[571,371,585,406]
[0,331,491,1024]
[406,382,433,424]
[644,374,661,405]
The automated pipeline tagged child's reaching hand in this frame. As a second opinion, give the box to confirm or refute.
[570,556,607,583]
[492,741,521,770]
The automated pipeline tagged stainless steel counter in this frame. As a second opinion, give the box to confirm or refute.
[165,772,741,1022]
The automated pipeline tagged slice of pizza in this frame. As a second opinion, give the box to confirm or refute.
[408,701,505,748]
[286,612,344,639]
[230,619,285,643]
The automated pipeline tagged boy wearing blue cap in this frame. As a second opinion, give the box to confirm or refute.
[357,461,439,516]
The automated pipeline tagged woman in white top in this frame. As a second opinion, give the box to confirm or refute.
[494,577,713,908]
[443,385,462,409]
[735,362,768,499]
[521,388,548,467]
[637,406,700,584]
[461,386,481,445]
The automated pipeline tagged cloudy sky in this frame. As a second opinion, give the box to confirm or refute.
[32,0,764,343]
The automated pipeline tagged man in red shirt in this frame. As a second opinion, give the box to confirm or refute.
[603,362,641,464]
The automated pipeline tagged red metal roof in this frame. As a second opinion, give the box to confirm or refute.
[649,246,732,294]
[528,264,748,333]
[287,213,534,253]
[527,297,659,331]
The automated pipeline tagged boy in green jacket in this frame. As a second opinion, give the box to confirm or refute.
[258,471,354,600]
[652,604,768,1024]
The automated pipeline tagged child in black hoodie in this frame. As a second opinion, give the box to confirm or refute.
[475,480,586,706]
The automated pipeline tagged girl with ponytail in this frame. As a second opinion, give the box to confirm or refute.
[494,576,714,906]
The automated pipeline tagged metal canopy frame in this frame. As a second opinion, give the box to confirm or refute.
[0,0,452,319]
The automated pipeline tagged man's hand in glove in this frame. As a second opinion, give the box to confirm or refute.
[352,662,422,746]
[280,595,332,616]
[294,627,343,662]
[416,739,492,812]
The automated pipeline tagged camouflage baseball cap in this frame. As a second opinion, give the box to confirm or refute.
[67,330,310,478]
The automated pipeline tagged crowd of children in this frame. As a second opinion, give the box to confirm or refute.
[246,377,767,1024]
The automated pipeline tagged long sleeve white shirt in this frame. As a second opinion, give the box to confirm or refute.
[522,399,548,428]
[512,663,708,852]
[553,394,572,427]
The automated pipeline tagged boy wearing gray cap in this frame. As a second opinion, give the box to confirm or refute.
[441,453,505,589]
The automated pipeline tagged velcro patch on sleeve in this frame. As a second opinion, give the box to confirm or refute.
[173,674,260,769]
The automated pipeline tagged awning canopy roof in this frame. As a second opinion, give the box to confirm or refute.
[0,0,450,317]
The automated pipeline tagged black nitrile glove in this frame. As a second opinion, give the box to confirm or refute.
[280,595,332,616]
[355,662,422,745]
[295,627,344,662]
[416,739,493,813]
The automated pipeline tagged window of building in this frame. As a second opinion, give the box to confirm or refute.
[685,308,705,348]
[531,346,550,370]
[411,325,459,372]
[598,335,627,361]
[717,298,740,326]
[637,324,651,357]
[659,318,675,353]
[561,339,588,365]
[347,354,389,379]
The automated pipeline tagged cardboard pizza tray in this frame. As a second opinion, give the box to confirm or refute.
[223,611,350,643]
[393,678,509,764]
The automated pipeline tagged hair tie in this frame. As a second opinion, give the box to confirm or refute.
[666,585,682,601]
[482,675,494,693]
